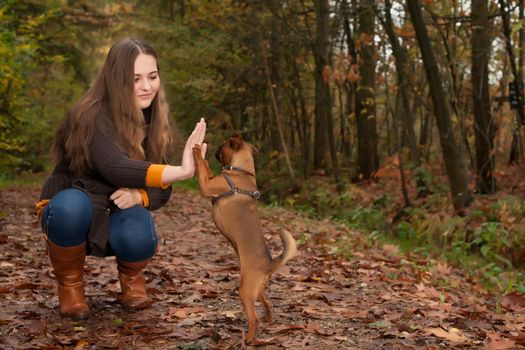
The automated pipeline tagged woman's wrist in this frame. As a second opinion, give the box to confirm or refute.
[161,165,194,184]
[132,189,143,206]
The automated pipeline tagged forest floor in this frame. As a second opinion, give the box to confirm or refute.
[1,185,524,349]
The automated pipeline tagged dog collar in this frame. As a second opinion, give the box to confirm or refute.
[212,174,261,204]
[222,165,255,177]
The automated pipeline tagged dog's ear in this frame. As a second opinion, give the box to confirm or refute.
[215,144,223,162]
[229,133,244,150]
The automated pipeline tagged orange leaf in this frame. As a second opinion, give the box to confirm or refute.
[424,327,470,344]
[322,65,332,83]
[347,64,361,82]
[436,262,452,276]
[501,292,525,311]
[486,332,517,350]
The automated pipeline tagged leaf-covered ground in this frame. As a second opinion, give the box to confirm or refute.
[1,185,524,349]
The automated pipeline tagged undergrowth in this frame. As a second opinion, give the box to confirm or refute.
[260,171,525,295]
[0,169,50,190]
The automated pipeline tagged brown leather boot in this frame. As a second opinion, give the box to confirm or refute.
[117,259,152,309]
[47,240,90,319]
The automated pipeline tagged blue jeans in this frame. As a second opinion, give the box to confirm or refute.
[41,189,157,262]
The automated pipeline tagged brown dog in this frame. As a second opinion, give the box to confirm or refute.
[192,133,297,345]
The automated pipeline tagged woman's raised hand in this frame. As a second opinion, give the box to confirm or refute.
[188,117,207,159]
[161,118,207,184]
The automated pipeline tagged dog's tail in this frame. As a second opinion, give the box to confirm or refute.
[270,229,297,273]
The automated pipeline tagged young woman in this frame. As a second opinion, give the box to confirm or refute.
[36,38,206,319]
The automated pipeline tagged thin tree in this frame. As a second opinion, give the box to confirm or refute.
[269,0,285,155]
[472,0,496,193]
[313,0,330,171]
[317,1,344,191]
[406,0,472,211]
[355,0,379,179]
[261,41,299,190]
[377,0,419,164]
[499,0,525,164]
[340,0,356,163]
[287,47,310,178]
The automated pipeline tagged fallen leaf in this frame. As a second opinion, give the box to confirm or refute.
[267,324,305,334]
[26,319,46,334]
[14,281,39,290]
[300,306,323,317]
[369,320,392,329]
[486,331,517,350]
[336,308,369,318]
[501,292,525,311]
[436,262,453,276]
[181,293,202,303]
[424,327,470,344]
[73,340,90,350]
[220,310,238,319]
[509,330,525,344]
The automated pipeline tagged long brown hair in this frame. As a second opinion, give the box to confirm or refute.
[52,38,173,175]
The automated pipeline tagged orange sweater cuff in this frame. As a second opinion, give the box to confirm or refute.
[138,189,149,208]
[35,199,50,222]
[146,164,169,189]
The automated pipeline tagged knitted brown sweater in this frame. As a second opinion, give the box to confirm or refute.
[38,116,172,256]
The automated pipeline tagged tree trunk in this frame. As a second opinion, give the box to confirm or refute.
[430,3,475,171]
[313,0,330,171]
[262,42,299,190]
[472,0,496,193]
[337,84,351,161]
[406,0,472,211]
[269,4,284,154]
[395,89,411,207]
[499,0,525,163]
[355,0,379,179]
[289,76,302,149]
[381,0,419,164]
[518,0,525,157]
[289,49,310,178]
[326,84,344,191]
[383,61,394,156]
[341,0,355,165]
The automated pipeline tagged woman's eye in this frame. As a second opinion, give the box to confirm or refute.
[149,75,158,80]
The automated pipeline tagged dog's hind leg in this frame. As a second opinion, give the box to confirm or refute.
[259,291,272,323]
[240,285,258,344]
[240,272,266,344]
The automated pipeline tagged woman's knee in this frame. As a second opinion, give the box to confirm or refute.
[42,189,92,246]
[109,206,157,262]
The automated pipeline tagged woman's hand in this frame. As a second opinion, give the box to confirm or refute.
[181,117,207,170]
[161,118,207,183]
[110,188,143,209]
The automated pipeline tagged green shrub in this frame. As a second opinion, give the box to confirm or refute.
[472,223,513,268]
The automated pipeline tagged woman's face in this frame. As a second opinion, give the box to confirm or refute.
[134,53,160,109]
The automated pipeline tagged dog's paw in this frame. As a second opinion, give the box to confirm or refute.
[192,144,202,158]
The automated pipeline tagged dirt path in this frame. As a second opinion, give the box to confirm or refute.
[0,186,523,349]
